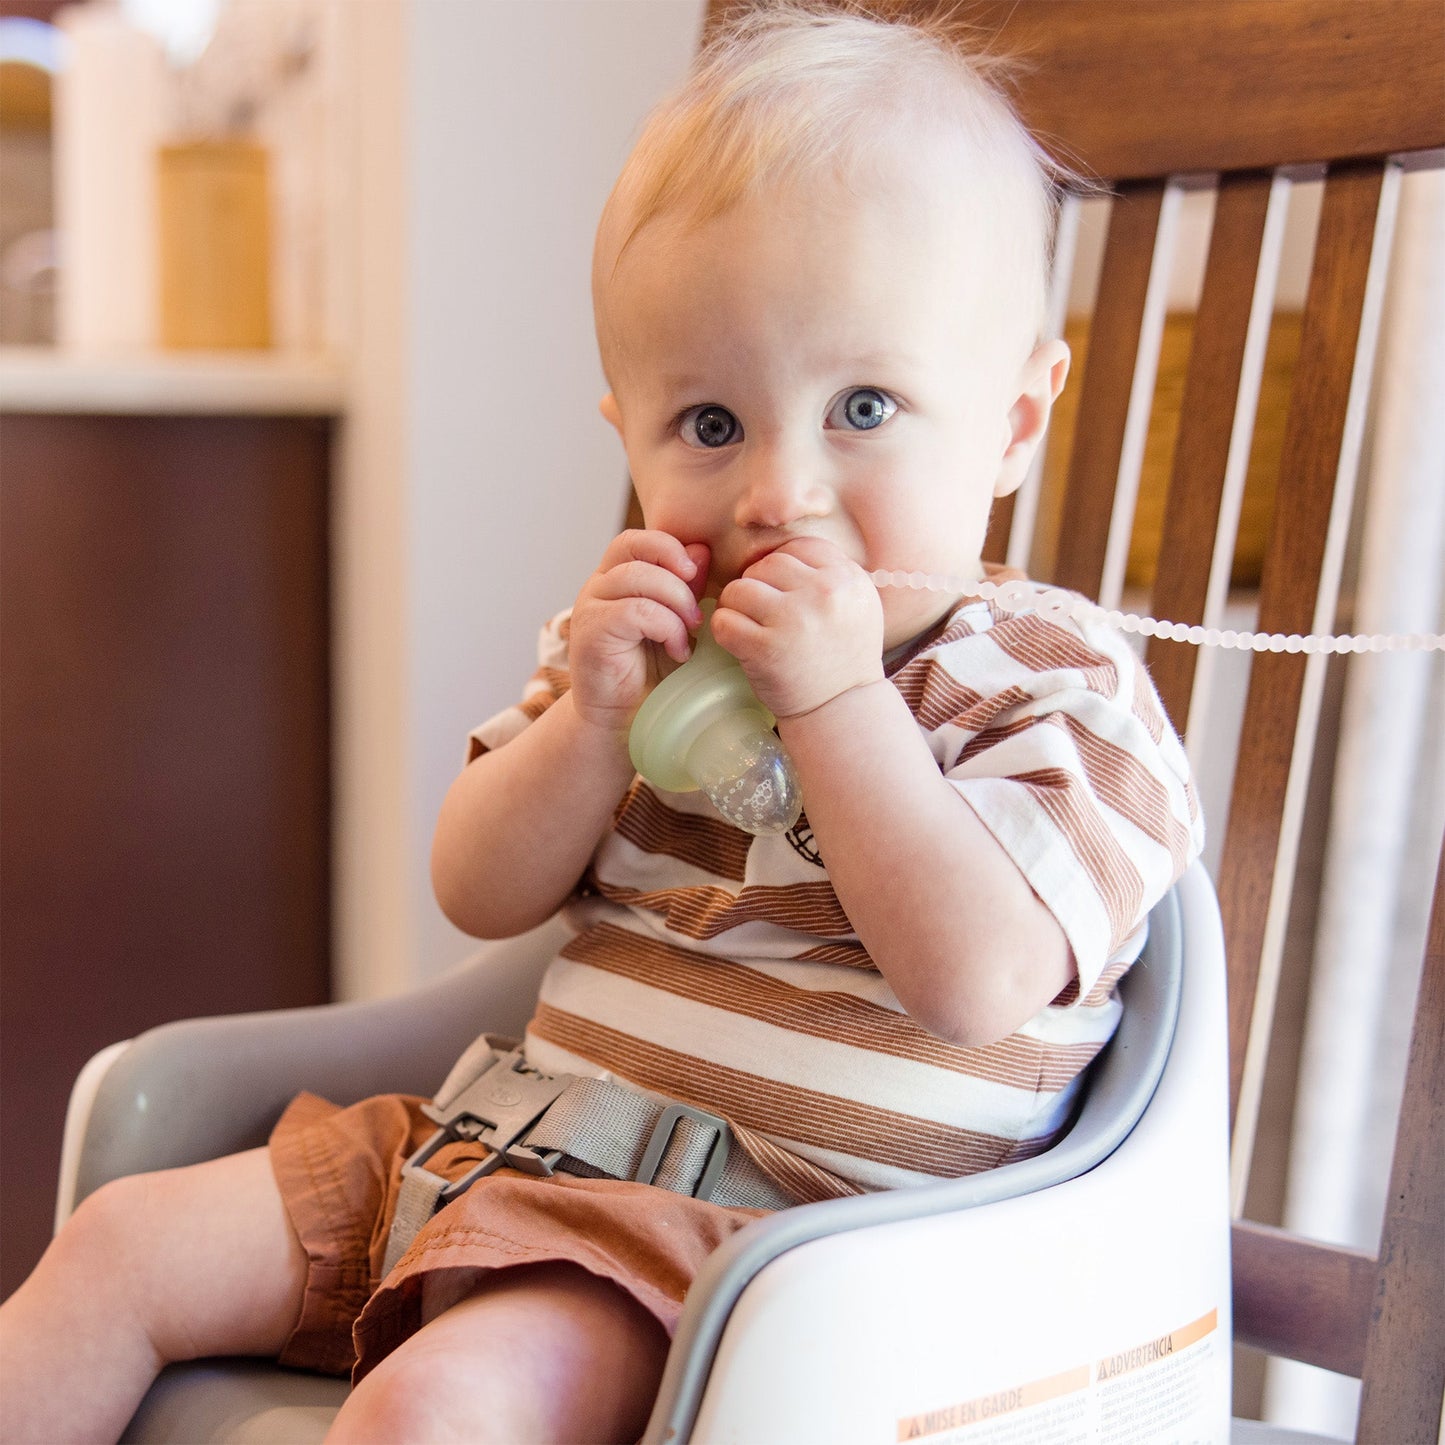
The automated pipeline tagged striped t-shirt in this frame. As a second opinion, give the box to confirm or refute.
[468,587,1203,1202]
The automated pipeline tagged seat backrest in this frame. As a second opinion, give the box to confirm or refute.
[700,1,1444,1437]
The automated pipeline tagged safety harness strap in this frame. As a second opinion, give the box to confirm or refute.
[382,1043,792,1276]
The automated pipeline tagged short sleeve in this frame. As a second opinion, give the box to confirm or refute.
[896,600,1203,1003]
[465,610,573,764]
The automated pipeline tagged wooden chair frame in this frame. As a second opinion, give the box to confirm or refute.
[702,2,1444,1438]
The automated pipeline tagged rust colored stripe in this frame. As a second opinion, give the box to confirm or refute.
[1020,768,1144,952]
[793,940,875,969]
[1081,958,1133,1010]
[1047,714,1194,873]
[611,784,751,882]
[562,924,1102,1091]
[1132,664,1166,746]
[987,613,1119,697]
[729,1122,866,1203]
[592,877,854,940]
[959,712,1040,765]
[532,1006,1022,1179]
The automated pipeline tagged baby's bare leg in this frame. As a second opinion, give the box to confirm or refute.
[0,1147,307,1445]
[329,1261,671,1445]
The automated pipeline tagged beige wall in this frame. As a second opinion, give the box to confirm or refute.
[334,0,706,999]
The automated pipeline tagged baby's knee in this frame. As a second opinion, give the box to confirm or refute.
[40,1174,176,1355]
[334,1346,525,1445]
[58,1172,157,1272]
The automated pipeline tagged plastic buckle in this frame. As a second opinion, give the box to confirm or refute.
[634,1103,731,1202]
[403,1050,573,1205]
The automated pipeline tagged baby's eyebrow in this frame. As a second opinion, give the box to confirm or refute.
[657,355,914,386]
[658,373,708,396]
[846,350,920,374]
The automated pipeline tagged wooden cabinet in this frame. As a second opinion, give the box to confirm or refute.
[0,391,334,1298]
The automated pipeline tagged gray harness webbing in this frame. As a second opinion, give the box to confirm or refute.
[383,1037,792,1276]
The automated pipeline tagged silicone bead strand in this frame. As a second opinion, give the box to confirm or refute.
[869,571,1445,656]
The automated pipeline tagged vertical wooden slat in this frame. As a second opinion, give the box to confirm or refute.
[1146,172,1277,732]
[1356,839,1445,1444]
[1217,162,1393,1141]
[982,486,1016,566]
[1052,181,1166,599]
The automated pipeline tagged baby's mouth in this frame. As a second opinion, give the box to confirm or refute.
[703,547,776,595]
[738,543,784,574]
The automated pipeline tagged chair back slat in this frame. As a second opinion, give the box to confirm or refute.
[1216,162,1399,1149]
[1356,839,1445,1443]
[1051,181,1171,599]
[1145,172,1285,732]
[932,0,1445,181]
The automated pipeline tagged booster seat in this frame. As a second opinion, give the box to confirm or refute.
[59,863,1233,1444]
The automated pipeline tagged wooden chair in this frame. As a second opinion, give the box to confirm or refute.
[715,1,1445,1438]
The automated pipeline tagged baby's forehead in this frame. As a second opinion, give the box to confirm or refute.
[599,200,1034,403]
[600,155,1034,330]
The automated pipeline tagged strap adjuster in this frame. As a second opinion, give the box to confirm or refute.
[402,1049,573,1204]
[634,1103,731,1202]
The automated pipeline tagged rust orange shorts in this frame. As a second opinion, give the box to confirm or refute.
[267,1091,769,1381]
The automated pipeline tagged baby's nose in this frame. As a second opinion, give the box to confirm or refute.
[734,446,831,528]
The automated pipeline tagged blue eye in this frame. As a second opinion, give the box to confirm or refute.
[828,387,896,431]
[680,405,741,448]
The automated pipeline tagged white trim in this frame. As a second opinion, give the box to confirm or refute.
[54,1040,131,1230]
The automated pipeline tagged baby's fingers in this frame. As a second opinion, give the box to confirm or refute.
[606,596,695,664]
[597,529,703,586]
[590,560,703,632]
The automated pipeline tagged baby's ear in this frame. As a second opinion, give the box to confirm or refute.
[993,339,1070,499]
[599,392,623,434]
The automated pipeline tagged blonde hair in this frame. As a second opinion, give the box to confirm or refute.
[594,2,1070,374]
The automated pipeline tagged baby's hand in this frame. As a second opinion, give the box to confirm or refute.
[568,531,709,734]
[712,538,885,718]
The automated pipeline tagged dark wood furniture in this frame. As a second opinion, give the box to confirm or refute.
[0,409,332,1299]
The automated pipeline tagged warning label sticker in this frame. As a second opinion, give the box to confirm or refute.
[896,1309,1219,1444]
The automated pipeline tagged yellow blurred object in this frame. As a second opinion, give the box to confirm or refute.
[0,60,52,130]
[157,141,271,349]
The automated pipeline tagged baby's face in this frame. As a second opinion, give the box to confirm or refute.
[600,172,1042,650]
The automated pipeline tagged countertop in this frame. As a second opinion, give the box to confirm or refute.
[0,347,347,415]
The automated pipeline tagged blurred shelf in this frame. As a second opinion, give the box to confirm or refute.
[0,347,346,415]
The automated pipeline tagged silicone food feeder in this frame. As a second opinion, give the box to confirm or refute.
[629,601,803,836]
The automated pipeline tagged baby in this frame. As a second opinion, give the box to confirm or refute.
[0,7,1201,1443]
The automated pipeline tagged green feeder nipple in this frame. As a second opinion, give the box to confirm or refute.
[628,600,803,836]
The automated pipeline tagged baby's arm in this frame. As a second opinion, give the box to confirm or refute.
[780,682,1072,1046]
[432,531,707,939]
[713,538,1071,1047]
